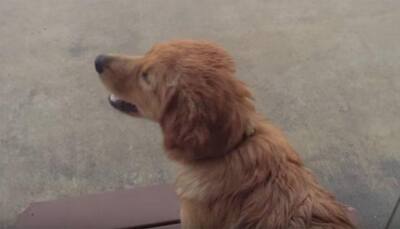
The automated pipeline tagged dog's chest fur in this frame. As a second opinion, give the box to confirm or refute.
[175,164,219,201]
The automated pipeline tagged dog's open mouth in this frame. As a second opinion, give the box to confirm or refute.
[108,94,140,115]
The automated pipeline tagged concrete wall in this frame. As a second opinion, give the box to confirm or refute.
[0,0,399,228]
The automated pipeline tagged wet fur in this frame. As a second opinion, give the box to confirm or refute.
[99,40,357,228]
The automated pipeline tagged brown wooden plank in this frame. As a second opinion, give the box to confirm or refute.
[16,184,180,229]
[153,224,181,229]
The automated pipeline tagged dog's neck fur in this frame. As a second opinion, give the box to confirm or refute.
[175,113,282,200]
[226,123,256,155]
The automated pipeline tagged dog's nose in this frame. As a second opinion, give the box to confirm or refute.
[95,54,109,74]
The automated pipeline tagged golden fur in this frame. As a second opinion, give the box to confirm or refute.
[97,40,357,228]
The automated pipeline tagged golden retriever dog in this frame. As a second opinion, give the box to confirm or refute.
[95,40,357,228]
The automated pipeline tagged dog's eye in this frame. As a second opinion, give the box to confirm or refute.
[141,72,149,83]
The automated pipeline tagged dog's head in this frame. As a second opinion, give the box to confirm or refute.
[95,40,255,162]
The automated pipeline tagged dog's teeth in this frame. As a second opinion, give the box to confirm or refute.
[110,94,120,102]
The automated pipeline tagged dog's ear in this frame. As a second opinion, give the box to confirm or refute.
[160,74,254,162]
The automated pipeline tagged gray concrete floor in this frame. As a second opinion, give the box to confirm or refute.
[0,0,399,228]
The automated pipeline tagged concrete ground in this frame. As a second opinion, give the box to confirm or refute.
[0,0,399,228]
